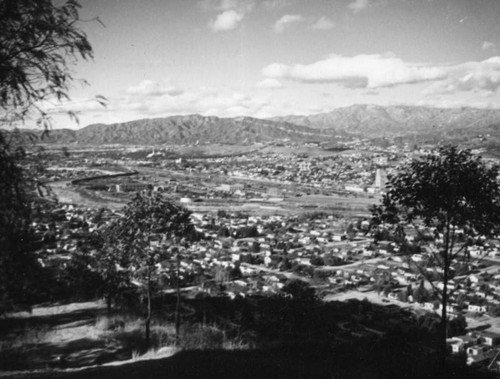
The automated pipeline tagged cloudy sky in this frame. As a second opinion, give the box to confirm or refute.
[48,0,500,128]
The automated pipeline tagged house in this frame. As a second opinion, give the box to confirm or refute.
[411,254,424,262]
[469,274,481,283]
[438,304,456,315]
[467,344,491,357]
[480,331,500,347]
[448,339,465,354]
[488,250,500,258]
[449,334,481,354]
[422,302,435,310]
[466,345,495,366]
[468,304,487,313]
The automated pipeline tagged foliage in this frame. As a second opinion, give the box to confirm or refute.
[0,0,99,312]
[371,145,500,359]
[100,191,194,269]
[412,281,430,303]
[310,255,324,266]
[235,225,259,238]
[98,192,196,347]
[448,314,467,337]
[416,313,440,335]
[53,233,106,301]
[281,279,317,302]
[372,145,500,234]
[0,0,102,124]
[0,130,41,312]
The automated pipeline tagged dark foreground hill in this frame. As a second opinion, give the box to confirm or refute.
[11,342,495,379]
[2,297,497,379]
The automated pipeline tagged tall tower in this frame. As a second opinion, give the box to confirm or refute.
[374,168,387,191]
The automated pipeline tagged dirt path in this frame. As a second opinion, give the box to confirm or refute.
[0,301,133,372]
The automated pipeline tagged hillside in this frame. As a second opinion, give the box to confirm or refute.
[271,104,500,138]
[16,105,500,147]
[38,115,334,146]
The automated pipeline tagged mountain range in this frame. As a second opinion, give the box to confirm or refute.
[31,104,500,147]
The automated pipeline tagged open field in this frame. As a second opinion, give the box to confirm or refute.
[50,181,126,210]
[50,174,378,217]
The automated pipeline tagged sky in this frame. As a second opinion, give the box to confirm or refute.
[46,0,500,129]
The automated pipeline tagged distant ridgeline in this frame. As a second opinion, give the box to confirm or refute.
[11,105,500,148]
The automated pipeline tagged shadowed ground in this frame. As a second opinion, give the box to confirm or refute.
[4,345,496,379]
[0,301,131,370]
[1,299,497,379]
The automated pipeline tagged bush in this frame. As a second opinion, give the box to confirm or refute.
[95,315,127,332]
[281,280,317,302]
[180,324,225,350]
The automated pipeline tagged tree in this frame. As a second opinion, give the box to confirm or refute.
[0,140,45,311]
[58,240,103,301]
[236,225,259,238]
[0,0,98,313]
[0,0,104,124]
[412,280,430,303]
[89,232,129,313]
[281,279,317,302]
[371,145,500,362]
[98,192,195,349]
[448,314,466,337]
[251,241,260,253]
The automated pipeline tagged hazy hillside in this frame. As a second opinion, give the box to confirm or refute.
[17,105,500,147]
[36,115,334,145]
[271,104,500,137]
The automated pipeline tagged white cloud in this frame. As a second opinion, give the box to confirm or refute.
[203,0,255,32]
[256,78,283,89]
[116,81,280,119]
[482,41,495,51]
[210,10,244,31]
[117,82,333,119]
[262,63,290,78]
[126,80,183,97]
[311,16,334,30]
[115,58,500,122]
[262,54,447,88]
[348,0,371,13]
[50,57,500,128]
[273,14,303,33]
[424,57,500,95]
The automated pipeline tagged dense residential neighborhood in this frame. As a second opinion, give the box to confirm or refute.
[19,141,500,373]
[4,0,500,377]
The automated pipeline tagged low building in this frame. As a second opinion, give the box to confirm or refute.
[116,183,150,192]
